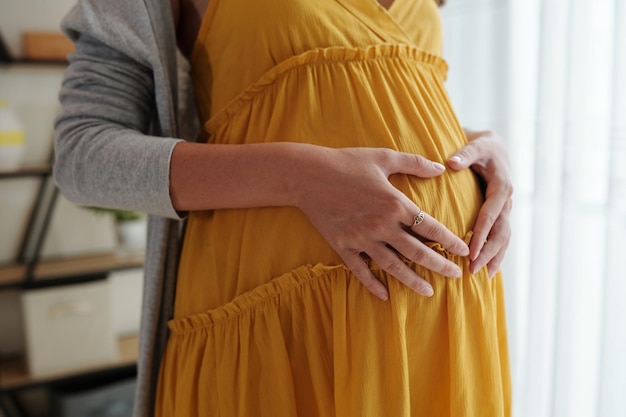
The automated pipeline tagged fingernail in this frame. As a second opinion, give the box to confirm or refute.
[379,291,389,301]
[433,162,446,172]
[449,155,463,164]
[424,286,434,297]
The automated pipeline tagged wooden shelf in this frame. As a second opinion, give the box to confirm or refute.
[0,252,144,287]
[0,264,26,287]
[0,335,138,390]
[0,164,52,179]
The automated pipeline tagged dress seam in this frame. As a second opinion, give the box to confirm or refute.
[168,264,343,334]
[169,235,473,335]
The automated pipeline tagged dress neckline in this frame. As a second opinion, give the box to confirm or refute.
[376,0,397,11]
[336,0,414,45]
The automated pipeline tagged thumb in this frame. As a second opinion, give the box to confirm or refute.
[447,143,479,170]
[385,151,446,178]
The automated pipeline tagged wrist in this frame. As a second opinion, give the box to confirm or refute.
[273,142,331,209]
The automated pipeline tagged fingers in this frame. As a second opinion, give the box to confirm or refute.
[408,210,469,257]
[445,130,513,272]
[341,246,436,299]
[342,251,390,300]
[470,209,511,274]
[367,244,435,297]
[468,185,509,260]
[347,208,468,299]
[487,246,507,279]
[392,233,462,278]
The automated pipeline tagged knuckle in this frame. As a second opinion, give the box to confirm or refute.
[408,278,429,294]
[412,154,431,170]
[483,243,499,259]
[386,198,406,217]
[350,262,369,278]
[426,224,445,242]
[367,221,387,237]
[490,232,506,246]
[333,233,361,252]
[479,211,498,227]
[490,217,505,232]
[410,248,428,264]
[378,148,395,166]
[458,149,473,160]
[384,259,403,276]
[413,153,427,164]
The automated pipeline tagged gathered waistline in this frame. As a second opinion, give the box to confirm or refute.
[168,232,476,335]
[203,43,449,137]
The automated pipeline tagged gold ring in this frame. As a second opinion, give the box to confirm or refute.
[412,210,425,226]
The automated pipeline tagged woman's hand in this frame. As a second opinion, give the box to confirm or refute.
[171,142,469,300]
[292,146,470,300]
[447,129,513,278]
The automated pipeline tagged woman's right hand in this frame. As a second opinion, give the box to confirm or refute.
[170,141,468,300]
[291,146,469,300]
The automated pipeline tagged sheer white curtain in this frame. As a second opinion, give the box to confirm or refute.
[440,1,626,416]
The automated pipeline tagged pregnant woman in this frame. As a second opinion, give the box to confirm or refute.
[55,0,513,416]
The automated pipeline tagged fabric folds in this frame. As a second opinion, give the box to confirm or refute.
[156,0,511,415]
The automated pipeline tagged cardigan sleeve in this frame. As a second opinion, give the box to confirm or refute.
[54,4,186,220]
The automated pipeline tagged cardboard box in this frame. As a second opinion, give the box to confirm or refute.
[21,280,117,377]
[22,32,75,61]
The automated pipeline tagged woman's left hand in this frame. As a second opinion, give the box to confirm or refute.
[447,129,513,278]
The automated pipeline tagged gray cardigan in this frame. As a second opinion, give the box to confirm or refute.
[54,0,197,416]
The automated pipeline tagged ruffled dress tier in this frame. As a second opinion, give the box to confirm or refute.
[156,0,511,416]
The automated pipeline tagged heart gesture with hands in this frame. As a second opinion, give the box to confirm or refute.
[294,130,512,301]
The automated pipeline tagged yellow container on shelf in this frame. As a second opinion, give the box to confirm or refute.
[0,99,25,171]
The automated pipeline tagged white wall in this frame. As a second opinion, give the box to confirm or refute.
[0,0,78,59]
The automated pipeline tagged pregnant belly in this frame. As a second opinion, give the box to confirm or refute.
[177,52,483,315]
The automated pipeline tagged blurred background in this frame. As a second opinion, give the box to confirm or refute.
[441,1,626,416]
[1,1,143,416]
[0,0,625,416]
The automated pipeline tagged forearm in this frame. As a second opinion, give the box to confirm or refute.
[170,141,319,211]
[172,140,473,299]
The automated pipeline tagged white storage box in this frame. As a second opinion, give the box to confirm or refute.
[21,280,117,377]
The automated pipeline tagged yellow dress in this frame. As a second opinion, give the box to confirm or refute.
[156,0,511,416]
